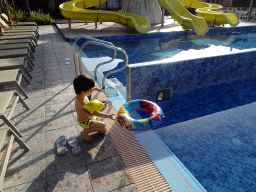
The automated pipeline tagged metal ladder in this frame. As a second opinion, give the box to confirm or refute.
[72,35,128,89]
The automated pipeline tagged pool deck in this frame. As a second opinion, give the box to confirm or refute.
[1,25,139,192]
[1,17,256,192]
[55,17,256,40]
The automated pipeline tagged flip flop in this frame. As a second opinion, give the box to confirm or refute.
[67,136,82,155]
[55,135,68,155]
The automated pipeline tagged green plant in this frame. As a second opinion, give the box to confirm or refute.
[11,10,55,25]
[0,4,14,15]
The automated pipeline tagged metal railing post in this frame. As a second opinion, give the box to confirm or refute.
[78,41,128,89]
[72,35,116,76]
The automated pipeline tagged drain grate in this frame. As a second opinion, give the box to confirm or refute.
[110,122,172,192]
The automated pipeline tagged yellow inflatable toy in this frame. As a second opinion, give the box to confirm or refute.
[83,99,106,115]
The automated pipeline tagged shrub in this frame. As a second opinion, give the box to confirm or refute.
[14,10,55,25]
[0,5,14,15]
[0,5,54,25]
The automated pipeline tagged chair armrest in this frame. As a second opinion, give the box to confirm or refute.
[5,20,13,27]
[0,26,7,35]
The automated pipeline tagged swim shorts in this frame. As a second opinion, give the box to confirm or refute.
[78,116,99,129]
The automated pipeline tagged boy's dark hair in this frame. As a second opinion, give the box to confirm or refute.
[73,74,95,95]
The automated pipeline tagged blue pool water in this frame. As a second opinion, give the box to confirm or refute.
[81,29,256,86]
[140,78,256,191]
[77,27,256,191]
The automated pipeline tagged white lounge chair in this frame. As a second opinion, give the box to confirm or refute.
[0,18,39,38]
[0,34,38,47]
[0,38,37,50]
[0,48,35,67]
[0,90,30,191]
[0,57,33,79]
[0,69,30,98]
[1,13,38,30]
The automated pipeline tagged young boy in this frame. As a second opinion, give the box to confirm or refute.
[73,74,116,142]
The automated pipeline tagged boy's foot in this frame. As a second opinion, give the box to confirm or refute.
[104,128,109,135]
[55,135,68,155]
[80,131,94,142]
[67,136,82,155]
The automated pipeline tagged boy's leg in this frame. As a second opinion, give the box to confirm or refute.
[88,121,108,134]
[80,131,94,142]
[80,121,108,142]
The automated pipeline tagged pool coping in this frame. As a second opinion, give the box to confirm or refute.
[134,130,207,192]
[55,20,256,43]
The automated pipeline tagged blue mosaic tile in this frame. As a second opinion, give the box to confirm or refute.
[153,78,256,191]
[129,48,256,101]
[200,165,249,192]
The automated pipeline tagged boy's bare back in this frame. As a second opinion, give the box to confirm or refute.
[75,96,91,122]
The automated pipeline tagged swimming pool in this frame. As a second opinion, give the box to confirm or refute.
[77,26,256,191]
[84,29,256,87]
[136,77,256,191]
[80,26,256,103]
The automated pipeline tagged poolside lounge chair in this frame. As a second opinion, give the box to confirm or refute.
[0,90,30,191]
[0,69,30,98]
[0,26,39,41]
[0,26,39,39]
[1,13,38,29]
[0,58,33,79]
[0,17,38,32]
[0,39,36,51]
[0,18,38,32]
[0,18,39,38]
[0,34,38,47]
[0,20,38,42]
[0,48,35,66]
[0,42,35,53]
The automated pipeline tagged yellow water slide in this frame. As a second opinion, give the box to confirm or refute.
[59,0,151,33]
[181,0,239,27]
[158,0,238,35]
[158,0,209,35]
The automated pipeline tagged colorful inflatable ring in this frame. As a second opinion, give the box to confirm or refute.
[117,99,164,132]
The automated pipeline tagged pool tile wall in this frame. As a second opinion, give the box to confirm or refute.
[127,49,256,102]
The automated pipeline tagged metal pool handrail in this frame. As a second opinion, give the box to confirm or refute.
[94,51,117,80]
[72,35,116,76]
[78,40,128,89]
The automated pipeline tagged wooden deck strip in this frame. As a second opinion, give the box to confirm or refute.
[110,122,172,192]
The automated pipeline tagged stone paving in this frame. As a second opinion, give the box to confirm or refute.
[0,25,138,192]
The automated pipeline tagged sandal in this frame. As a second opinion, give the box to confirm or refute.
[55,135,68,155]
[67,136,82,155]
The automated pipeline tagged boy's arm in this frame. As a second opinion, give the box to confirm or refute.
[93,111,116,120]
[92,87,102,92]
